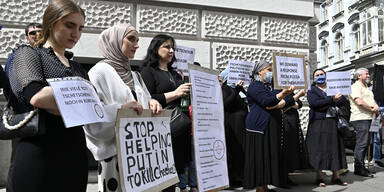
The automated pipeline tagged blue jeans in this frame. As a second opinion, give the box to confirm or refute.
[372,132,382,160]
[178,136,197,189]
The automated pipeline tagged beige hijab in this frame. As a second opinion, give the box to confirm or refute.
[98,24,137,90]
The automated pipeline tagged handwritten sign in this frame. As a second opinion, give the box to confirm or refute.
[189,64,229,192]
[273,53,307,89]
[326,72,351,96]
[115,109,179,192]
[173,45,195,76]
[47,77,108,128]
[227,60,255,86]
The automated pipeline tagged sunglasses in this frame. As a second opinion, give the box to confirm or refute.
[28,30,41,36]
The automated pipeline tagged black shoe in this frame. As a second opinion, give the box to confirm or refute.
[331,178,347,186]
[375,160,384,167]
[287,178,298,186]
[354,166,374,177]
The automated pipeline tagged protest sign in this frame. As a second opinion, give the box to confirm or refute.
[115,109,179,192]
[173,45,195,76]
[227,60,255,86]
[273,53,307,89]
[369,113,380,132]
[47,77,108,128]
[189,64,229,192]
[326,72,351,96]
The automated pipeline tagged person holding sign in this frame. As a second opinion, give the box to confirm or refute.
[83,24,163,192]
[243,60,294,192]
[306,69,348,186]
[220,68,247,189]
[6,0,88,191]
[141,34,192,192]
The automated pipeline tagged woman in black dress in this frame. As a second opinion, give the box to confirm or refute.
[140,34,192,192]
[219,68,247,188]
[243,60,294,192]
[282,90,308,184]
[306,69,348,187]
[7,0,88,191]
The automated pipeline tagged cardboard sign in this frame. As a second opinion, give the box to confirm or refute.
[115,109,179,192]
[326,72,351,96]
[227,60,255,86]
[189,64,229,192]
[273,53,307,89]
[47,77,108,128]
[173,45,195,76]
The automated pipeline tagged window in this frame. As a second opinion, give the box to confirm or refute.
[361,12,373,46]
[321,40,328,66]
[336,33,343,60]
[336,0,343,13]
[379,10,384,42]
[353,25,360,52]
[322,6,328,22]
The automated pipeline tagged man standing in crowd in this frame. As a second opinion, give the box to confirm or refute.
[350,68,380,177]
[4,23,42,76]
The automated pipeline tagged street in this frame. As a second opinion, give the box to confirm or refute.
[2,155,384,192]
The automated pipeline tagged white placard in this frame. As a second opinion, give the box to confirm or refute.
[47,77,108,128]
[273,53,307,89]
[326,72,351,96]
[115,109,179,192]
[173,45,195,76]
[369,113,380,132]
[227,59,255,86]
[189,65,229,192]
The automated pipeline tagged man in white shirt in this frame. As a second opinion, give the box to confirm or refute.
[349,68,379,177]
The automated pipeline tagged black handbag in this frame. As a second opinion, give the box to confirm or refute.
[167,106,191,138]
[335,107,350,137]
[0,104,44,140]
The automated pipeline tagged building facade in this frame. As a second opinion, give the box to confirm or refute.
[0,0,317,185]
[316,0,384,72]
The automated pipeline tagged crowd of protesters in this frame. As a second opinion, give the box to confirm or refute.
[1,0,384,192]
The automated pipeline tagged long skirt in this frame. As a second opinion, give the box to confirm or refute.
[306,118,347,171]
[283,111,308,171]
[243,110,284,189]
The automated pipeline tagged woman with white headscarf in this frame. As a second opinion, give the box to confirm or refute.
[243,60,294,192]
[83,24,162,192]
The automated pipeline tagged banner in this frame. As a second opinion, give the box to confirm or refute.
[273,53,307,89]
[227,59,255,86]
[189,64,229,192]
[115,109,179,192]
[173,45,195,76]
[47,77,108,128]
[326,72,351,96]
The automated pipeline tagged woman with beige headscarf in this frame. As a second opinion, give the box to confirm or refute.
[83,24,162,192]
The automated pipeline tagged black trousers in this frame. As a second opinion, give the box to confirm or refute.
[351,120,371,166]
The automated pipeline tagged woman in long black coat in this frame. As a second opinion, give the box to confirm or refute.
[306,69,348,187]
[219,69,248,188]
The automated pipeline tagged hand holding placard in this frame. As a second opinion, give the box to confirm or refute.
[277,85,295,100]
[332,92,342,102]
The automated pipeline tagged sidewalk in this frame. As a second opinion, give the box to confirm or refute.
[1,159,384,192]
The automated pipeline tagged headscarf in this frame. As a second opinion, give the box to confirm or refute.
[220,67,229,83]
[98,24,137,90]
[250,60,269,82]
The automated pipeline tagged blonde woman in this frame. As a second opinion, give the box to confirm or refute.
[7,0,88,191]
